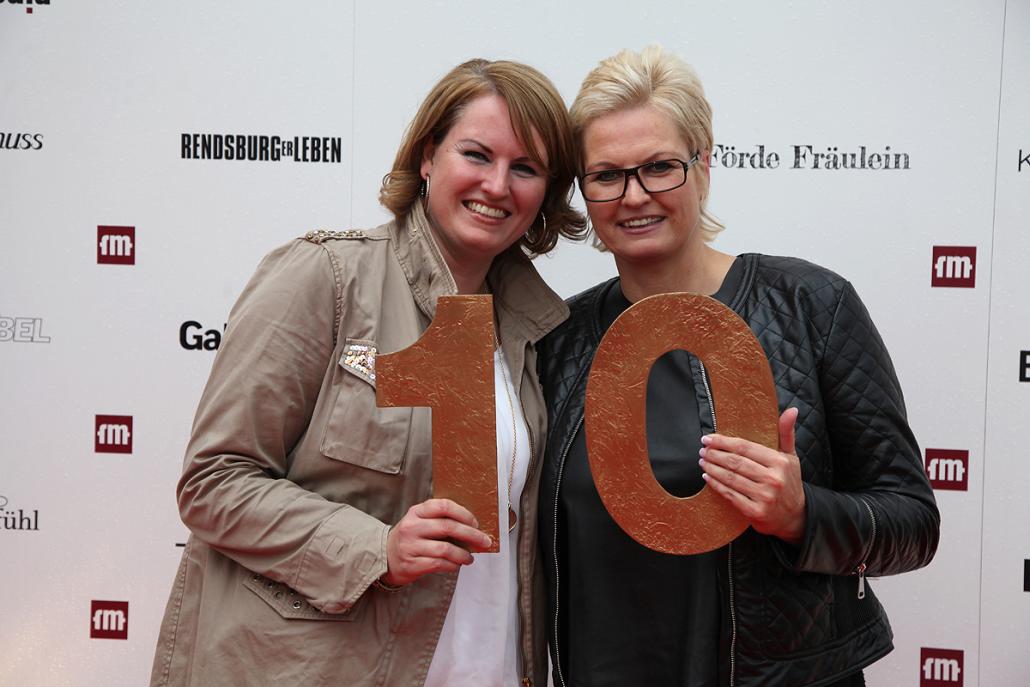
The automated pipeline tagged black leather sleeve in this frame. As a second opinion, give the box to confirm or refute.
[792,280,940,576]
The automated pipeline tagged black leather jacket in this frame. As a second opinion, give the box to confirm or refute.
[538,254,940,687]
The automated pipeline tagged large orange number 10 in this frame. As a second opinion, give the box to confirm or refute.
[378,293,778,555]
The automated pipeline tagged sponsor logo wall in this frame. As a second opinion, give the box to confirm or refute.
[0,316,50,343]
[1,2,1026,686]
[925,449,969,491]
[96,226,136,265]
[931,246,977,288]
[0,132,43,150]
[95,415,133,454]
[708,143,911,170]
[921,648,964,687]
[179,321,225,350]
[0,496,40,532]
[1,0,49,15]
[89,601,130,640]
[180,133,343,163]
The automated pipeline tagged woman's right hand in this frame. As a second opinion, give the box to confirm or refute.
[380,498,493,587]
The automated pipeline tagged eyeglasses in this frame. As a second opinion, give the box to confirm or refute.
[578,154,700,202]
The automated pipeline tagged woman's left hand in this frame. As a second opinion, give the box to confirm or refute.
[698,407,806,546]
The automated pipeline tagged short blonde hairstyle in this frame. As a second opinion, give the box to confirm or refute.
[379,59,586,255]
[571,45,724,241]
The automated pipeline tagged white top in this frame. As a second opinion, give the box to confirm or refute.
[424,348,530,687]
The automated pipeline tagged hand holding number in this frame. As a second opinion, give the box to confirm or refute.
[380,498,493,587]
[699,407,806,546]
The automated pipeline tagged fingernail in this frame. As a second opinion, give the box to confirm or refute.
[702,473,709,481]
[472,519,480,529]
[700,435,712,446]
[698,457,705,467]
[698,447,706,458]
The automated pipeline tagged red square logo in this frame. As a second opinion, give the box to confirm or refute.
[924,449,969,491]
[921,648,963,686]
[97,226,135,265]
[931,246,975,287]
[95,415,133,454]
[90,600,129,640]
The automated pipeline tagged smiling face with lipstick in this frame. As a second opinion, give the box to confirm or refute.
[571,47,733,302]
[580,103,709,275]
[420,93,549,293]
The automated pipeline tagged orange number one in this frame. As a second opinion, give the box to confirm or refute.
[376,295,501,552]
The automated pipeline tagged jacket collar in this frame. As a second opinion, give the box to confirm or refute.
[391,202,569,345]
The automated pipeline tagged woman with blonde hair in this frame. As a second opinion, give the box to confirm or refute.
[152,58,585,686]
[538,46,938,686]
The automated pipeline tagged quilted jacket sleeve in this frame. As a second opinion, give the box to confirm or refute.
[790,281,939,577]
[176,239,389,614]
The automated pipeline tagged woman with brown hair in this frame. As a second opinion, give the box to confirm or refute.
[151,58,584,686]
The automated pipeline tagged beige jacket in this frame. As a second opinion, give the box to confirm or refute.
[150,205,567,687]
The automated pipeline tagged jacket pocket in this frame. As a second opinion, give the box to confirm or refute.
[244,573,362,621]
[758,565,837,657]
[320,339,412,474]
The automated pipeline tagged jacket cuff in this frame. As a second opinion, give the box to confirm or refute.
[790,482,869,575]
[292,505,390,613]
[767,482,814,571]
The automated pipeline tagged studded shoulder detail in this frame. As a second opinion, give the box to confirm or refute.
[303,229,366,244]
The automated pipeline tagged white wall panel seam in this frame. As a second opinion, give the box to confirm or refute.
[978,2,1010,686]
[350,0,357,229]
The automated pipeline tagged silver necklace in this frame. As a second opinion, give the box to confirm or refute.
[497,349,519,533]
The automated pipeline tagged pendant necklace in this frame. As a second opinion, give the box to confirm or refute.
[497,348,519,533]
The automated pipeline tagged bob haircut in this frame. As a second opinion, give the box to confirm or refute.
[379,58,586,255]
[570,45,724,241]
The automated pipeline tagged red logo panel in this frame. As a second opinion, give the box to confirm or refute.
[90,600,129,640]
[97,226,135,265]
[95,415,133,454]
[921,648,963,686]
[930,246,975,288]
[924,449,969,491]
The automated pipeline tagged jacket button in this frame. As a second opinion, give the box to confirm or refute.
[292,601,303,610]
[251,574,261,582]
[274,592,283,600]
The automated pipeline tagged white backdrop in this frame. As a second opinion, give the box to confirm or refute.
[2,2,1027,685]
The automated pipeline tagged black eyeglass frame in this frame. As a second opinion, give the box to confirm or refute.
[578,153,701,203]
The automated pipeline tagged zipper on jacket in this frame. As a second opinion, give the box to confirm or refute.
[506,340,543,687]
[728,542,737,687]
[550,414,583,687]
[518,392,538,495]
[853,497,878,599]
[515,374,537,687]
[699,363,716,433]
[700,361,736,687]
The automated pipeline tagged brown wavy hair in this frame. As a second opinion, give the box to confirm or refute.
[379,59,586,255]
